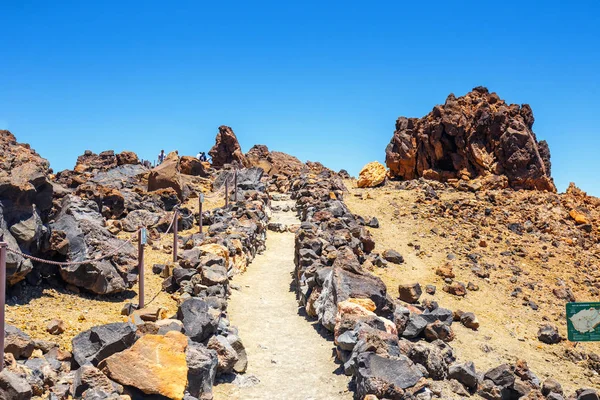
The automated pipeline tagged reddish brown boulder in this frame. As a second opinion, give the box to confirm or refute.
[208,125,249,169]
[385,87,556,191]
[116,151,139,166]
[180,156,209,177]
[148,151,184,200]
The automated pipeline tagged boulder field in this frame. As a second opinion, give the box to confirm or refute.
[289,170,596,399]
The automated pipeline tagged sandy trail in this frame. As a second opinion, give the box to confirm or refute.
[214,199,352,400]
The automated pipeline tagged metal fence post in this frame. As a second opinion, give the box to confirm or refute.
[173,209,178,262]
[234,169,238,202]
[0,240,6,372]
[199,194,203,234]
[138,228,145,308]
[225,178,229,207]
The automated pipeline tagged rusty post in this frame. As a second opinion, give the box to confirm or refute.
[138,228,145,308]
[234,169,238,202]
[0,240,6,372]
[225,178,229,208]
[199,194,203,234]
[173,209,178,262]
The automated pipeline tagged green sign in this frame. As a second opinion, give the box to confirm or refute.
[566,302,600,342]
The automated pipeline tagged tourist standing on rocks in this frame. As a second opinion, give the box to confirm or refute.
[157,149,165,164]
[197,151,208,162]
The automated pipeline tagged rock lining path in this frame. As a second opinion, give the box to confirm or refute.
[214,197,352,400]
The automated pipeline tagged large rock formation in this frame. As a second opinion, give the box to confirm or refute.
[385,87,555,191]
[148,151,184,200]
[0,130,54,284]
[208,126,249,169]
[49,195,137,294]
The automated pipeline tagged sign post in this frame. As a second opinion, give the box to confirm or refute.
[173,209,178,263]
[225,179,229,208]
[199,193,204,234]
[0,239,6,371]
[566,302,600,342]
[138,228,147,308]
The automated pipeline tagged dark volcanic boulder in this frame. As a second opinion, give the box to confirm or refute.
[49,195,137,294]
[177,298,219,342]
[0,130,54,284]
[355,352,423,399]
[208,126,249,169]
[72,322,137,367]
[186,341,218,399]
[385,87,555,191]
[148,151,184,200]
[315,267,389,331]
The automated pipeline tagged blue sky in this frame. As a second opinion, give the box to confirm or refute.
[1,1,598,195]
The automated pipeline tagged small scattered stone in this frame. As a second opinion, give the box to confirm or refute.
[537,324,561,344]
[46,319,66,335]
[425,285,436,295]
[398,283,422,303]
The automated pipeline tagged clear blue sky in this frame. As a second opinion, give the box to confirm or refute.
[1,1,598,195]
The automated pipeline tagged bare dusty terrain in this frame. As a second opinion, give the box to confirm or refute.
[343,179,600,393]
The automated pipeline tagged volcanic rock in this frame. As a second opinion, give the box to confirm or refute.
[177,298,219,342]
[99,331,189,400]
[0,370,32,400]
[115,151,139,166]
[537,324,561,344]
[398,283,422,303]
[72,322,137,367]
[185,341,218,400]
[209,126,249,169]
[357,161,387,188]
[50,195,137,294]
[180,156,209,177]
[148,151,184,200]
[385,87,555,191]
[355,352,423,399]
[4,325,35,359]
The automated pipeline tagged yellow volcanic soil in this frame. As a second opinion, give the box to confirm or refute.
[342,179,600,393]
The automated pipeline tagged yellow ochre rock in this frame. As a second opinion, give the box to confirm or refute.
[569,209,590,225]
[357,161,387,188]
[99,331,189,400]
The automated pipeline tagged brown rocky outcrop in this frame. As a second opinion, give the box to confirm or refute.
[208,126,249,169]
[0,130,54,284]
[180,156,209,177]
[246,145,305,176]
[385,87,556,191]
[148,151,184,200]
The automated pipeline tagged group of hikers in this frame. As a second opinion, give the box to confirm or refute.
[157,149,209,165]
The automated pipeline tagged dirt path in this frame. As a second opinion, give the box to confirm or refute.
[214,198,352,400]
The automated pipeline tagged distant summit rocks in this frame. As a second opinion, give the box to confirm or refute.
[385,87,556,191]
[209,125,249,169]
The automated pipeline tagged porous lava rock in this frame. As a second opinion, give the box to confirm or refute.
[385,87,555,191]
[208,126,249,169]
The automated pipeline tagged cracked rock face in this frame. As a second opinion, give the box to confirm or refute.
[385,87,555,192]
[209,125,249,169]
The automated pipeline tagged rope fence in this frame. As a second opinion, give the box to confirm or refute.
[0,167,243,371]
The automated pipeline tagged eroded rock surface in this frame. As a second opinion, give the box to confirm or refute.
[385,87,555,191]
